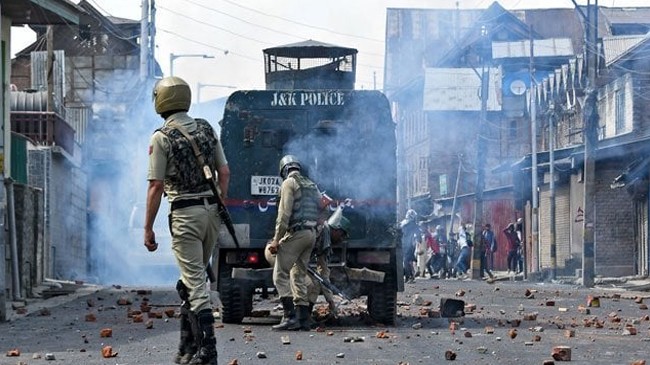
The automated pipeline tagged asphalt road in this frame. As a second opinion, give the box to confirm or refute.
[2,276,650,365]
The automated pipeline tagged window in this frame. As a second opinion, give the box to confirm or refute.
[615,88,625,134]
[598,73,632,139]
[439,174,448,196]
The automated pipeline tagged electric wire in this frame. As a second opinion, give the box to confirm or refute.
[176,0,386,58]
[218,0,384,44]
[158,4,383,70]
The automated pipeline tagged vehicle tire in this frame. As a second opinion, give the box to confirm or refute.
[367,276,397,325]
[219,268,252,324]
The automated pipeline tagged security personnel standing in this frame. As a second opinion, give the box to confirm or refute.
[144,76,229,365]
[267,155,321,331]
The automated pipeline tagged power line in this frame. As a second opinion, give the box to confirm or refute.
[158,2,384,69]
[176,0,304,41]
[158,28,261,63]
[157,4,274,46]
[218,0,384,43]
[177,0,386,58]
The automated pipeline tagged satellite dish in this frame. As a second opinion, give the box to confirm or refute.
[510,79,526,96]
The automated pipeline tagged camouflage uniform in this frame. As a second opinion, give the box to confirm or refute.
[148,112,227,313]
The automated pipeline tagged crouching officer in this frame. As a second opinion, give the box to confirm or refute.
[267,155,321,331]
[144,76,229,365]
[267,206,351,326]
[308,206,350,315]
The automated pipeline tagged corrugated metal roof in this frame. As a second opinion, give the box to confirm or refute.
[264,40,357,58]
[602,34,647,66]
[601,7,650,25]
[492,38,574,59]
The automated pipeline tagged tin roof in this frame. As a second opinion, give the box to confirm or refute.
[602,34,648,66]
[264,40,357,58]
[2,0,82,25]
[492,38,574,59]
[600,7,650,25]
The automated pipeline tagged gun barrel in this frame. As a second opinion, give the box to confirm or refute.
[307,267,350,301]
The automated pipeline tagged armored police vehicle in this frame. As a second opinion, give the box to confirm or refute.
[214,40,402,325]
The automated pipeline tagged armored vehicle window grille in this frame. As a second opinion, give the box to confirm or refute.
[267,56,354,73]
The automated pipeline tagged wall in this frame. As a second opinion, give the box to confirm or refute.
[50,152,87,280]
[539,178,572,271]
[13,184,43,297]
[594,161,636,276]
[28,147,88,281]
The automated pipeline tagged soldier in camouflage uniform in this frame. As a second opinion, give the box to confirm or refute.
[144,76,229,365]
[267,155,321,331]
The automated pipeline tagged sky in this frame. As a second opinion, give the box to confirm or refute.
[10,0,650,102]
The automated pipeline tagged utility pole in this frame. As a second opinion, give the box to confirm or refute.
[549,103,557,280]
[529,25,539,275]
[148,0,156,77]
[471,25,490,280]
[582,0,599,288]
[448,154,463,240]
[140,0,149,80]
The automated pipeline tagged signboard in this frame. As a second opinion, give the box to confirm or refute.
[423,68,502,111]
[251,175,281,196]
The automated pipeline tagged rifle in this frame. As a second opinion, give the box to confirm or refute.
[202,166,240,248]
[307,266,350,301]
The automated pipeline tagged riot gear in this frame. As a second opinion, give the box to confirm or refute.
[279,154,302,179]
[153,76,191,115]
[159,119,218,195]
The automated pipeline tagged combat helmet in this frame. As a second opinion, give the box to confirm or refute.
[279,154,301,179]
[152,76,191,115]
[327,206,351,236]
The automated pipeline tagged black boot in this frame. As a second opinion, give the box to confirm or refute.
[174,304,198,364]
[295,305,312,331]
[272,297,299,331]
[188,309,218,365]
[305,303,317,329]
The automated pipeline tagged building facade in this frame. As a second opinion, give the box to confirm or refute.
[386,2,650,277]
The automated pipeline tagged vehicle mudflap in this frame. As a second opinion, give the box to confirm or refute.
[231,267,273,281]
[342,267,385,283]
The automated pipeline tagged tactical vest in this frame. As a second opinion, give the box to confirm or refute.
[287,173,320,226]
[158,119,218,195]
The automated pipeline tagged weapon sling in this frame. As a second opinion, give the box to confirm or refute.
[169,122,241,281]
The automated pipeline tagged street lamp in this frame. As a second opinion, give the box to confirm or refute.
[169,53,215,77]
[196,82,237,103]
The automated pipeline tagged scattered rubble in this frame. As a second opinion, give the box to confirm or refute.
[101,346,117,358]
[551,346,571,361]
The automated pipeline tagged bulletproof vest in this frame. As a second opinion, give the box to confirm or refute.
[287,173,320,226]
[158,119,218,195]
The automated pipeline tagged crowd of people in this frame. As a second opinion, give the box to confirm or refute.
[400,209,525,282]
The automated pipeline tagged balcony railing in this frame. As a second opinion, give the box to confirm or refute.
[11,111,75,155]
